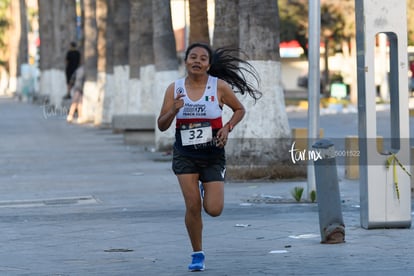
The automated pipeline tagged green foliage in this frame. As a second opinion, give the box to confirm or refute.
[279,0,351,58]
[330,73,343,84]
[0,18,8,44]
[310,190,317,203]
[279,0,414,49]
[291,186,304,202]
[408,0,414,45]
[279,0,308,57]
[0,0,10,66]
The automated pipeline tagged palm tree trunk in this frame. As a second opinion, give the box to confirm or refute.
[188,0,210,45]
[213,0,239,49]
[94,0,113,125]
[38,0,75,107]
[94,0,116,125]
[138,0,155,115]
[37,0,53,100]
[152,0,179,151]
[81,0,99,123]
[229,0,294,179]
[112,0,130,116]
[127,0,141,114]
[8,0,28,97]
[127,0,155,116]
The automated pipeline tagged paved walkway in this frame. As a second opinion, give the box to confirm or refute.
[0,97,413,275]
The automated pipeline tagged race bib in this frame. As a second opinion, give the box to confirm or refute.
[180,122,213,146]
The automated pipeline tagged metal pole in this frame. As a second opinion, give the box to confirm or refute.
[312,139,345,244]
[307,0,321,199]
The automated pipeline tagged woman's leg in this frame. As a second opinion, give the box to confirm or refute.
[67,103,77,122]
[67,91,81,122]
[76,93,83,118]
[177,173,203,252]
[202,181,224,217]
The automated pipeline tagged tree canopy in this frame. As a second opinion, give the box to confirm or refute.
[279,0,414,57]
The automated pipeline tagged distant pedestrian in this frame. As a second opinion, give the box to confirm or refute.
[157,42,261,271]
[63,42,81,100]
[66,65,84,123]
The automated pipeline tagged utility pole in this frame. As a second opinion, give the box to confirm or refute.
[307,0,321,198]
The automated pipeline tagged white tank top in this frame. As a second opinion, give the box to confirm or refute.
[175,75,223,129]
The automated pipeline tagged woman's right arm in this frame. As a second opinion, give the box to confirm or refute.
[157,83,185,131]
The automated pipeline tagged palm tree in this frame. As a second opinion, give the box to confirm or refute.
[0,1,10,96]
[128,0,155,115]
[111,0,130,116]
[94,0,114,125]
[83,0,98,80]
[213,0,239,49]
[38,0,76,107]
[37,0,53,101]
[152,0,179,150]
[230,0,293,179]
[127,0,141,114]
[188,0,210,45]
[137,0,155,115]
[94,0,110,125]
[80,0,99,123]
[8,0,28,97]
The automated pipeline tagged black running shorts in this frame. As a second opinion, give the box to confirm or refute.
[172,148,226,182]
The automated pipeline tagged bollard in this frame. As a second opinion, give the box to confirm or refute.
[312,139,345,244]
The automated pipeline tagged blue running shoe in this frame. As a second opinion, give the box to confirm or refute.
[188,251,205,271]
[199,182,204,199]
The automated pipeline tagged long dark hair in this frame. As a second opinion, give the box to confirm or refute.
[184,43,262,101]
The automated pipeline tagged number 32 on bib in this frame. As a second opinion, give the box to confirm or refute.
[180,122,213,146]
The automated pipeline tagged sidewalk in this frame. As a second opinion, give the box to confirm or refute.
[0,97,413,275]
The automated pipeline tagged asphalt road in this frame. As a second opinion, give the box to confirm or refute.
[0,97,413,275]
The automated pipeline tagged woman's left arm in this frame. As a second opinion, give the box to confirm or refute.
[216,80,246,146]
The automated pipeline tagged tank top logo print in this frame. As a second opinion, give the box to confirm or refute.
[176,87,185,95]
[182,103,207,117]
[205,95,214,102]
